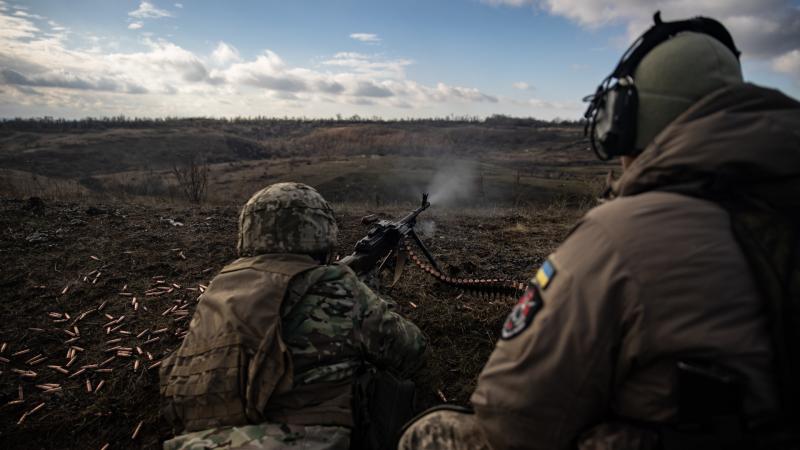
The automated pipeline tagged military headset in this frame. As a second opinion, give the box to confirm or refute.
[582,12,741,160]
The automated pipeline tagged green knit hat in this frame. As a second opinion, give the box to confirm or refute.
[634,31,743,151]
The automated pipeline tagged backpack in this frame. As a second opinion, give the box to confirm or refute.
[726,199,800,425]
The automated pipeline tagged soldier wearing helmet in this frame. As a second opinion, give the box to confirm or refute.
[160,182,427,450]
[401,12,800,450]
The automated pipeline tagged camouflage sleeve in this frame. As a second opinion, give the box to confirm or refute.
[284,264,427,379]
[346,271,428,377]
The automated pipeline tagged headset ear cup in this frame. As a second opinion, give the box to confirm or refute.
[592,82,638,159]
[592,86,617,159]
[621,84,638,155]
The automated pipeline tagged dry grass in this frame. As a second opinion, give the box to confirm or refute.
[0,119,605,449]
[0,195,593,449]
[0,169,92,201]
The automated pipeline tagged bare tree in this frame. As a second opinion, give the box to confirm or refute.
[172,154,209,204]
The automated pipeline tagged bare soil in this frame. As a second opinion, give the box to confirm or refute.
[0,197,584,449]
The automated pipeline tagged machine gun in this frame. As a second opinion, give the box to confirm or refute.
[340,193,525,297]
[339,193,440,281]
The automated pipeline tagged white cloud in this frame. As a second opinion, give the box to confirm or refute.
[773,50,800,83]
[483,0,800,85]
[211,41,241,66]
[482,0,530,6]
[352,80,393,97]
[109,39,217,85]
[512,81,529,90]
[14,10,44,20]
[484,0,800,54]
[0,9,499,113]
[0,5,565,118]
[0,11,38,40]
[350,33,381,43]
[174,3,183,8]
[128,1,171,19]
[322,52,412,78]
[221,51,308,92]
[430,82,498,103]
[0,68,147,93]
[128,22,143,30]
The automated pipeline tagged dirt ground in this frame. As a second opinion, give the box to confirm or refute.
[0,196,585,449]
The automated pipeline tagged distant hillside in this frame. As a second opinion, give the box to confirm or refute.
[0,118,583,179]
[0,117,612,208]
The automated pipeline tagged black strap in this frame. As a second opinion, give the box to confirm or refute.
[350,368,417,450]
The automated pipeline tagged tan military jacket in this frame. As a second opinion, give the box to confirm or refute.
[472,83,800,450]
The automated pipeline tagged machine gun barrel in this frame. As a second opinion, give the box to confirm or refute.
[395,193,430,232]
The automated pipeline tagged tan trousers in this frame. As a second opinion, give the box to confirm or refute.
[398,409,492,450]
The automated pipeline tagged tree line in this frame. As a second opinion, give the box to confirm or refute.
[0,114,583,133]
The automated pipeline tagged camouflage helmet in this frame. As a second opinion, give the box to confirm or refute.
[237,182,338,256]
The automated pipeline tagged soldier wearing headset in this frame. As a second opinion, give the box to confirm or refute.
[399,12,800,450]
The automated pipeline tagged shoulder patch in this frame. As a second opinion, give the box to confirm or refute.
[501,284,543,340]
[534,258,556,289]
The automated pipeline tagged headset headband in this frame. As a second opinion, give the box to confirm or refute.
[613,12,741,79]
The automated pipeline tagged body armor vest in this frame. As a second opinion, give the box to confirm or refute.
[160,254,318,432]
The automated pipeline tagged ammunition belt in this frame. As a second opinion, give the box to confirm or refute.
[404,241,525,298]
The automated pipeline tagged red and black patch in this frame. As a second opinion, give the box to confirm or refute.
[501,284,543,340]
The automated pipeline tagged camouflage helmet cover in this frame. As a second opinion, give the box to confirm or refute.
[237,182,338,256]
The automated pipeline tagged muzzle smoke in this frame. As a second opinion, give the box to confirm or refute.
[426,160,478,206]
[417,220,436,238]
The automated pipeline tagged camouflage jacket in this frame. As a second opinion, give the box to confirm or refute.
[282,261,427,389]
[262,260,427,429]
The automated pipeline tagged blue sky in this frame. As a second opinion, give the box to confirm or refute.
[1,0,798,119]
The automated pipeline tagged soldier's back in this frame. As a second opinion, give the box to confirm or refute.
[587,190,778,420]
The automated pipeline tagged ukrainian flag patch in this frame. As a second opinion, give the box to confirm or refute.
[535,259,556,289]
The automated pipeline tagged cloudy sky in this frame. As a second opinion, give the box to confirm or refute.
[1,0,798,120]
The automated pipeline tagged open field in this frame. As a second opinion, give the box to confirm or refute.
[0,119,607,448]
[0,119,608,206]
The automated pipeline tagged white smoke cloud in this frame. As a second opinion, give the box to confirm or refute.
[427,160,479,206]
[417,220,437,239]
